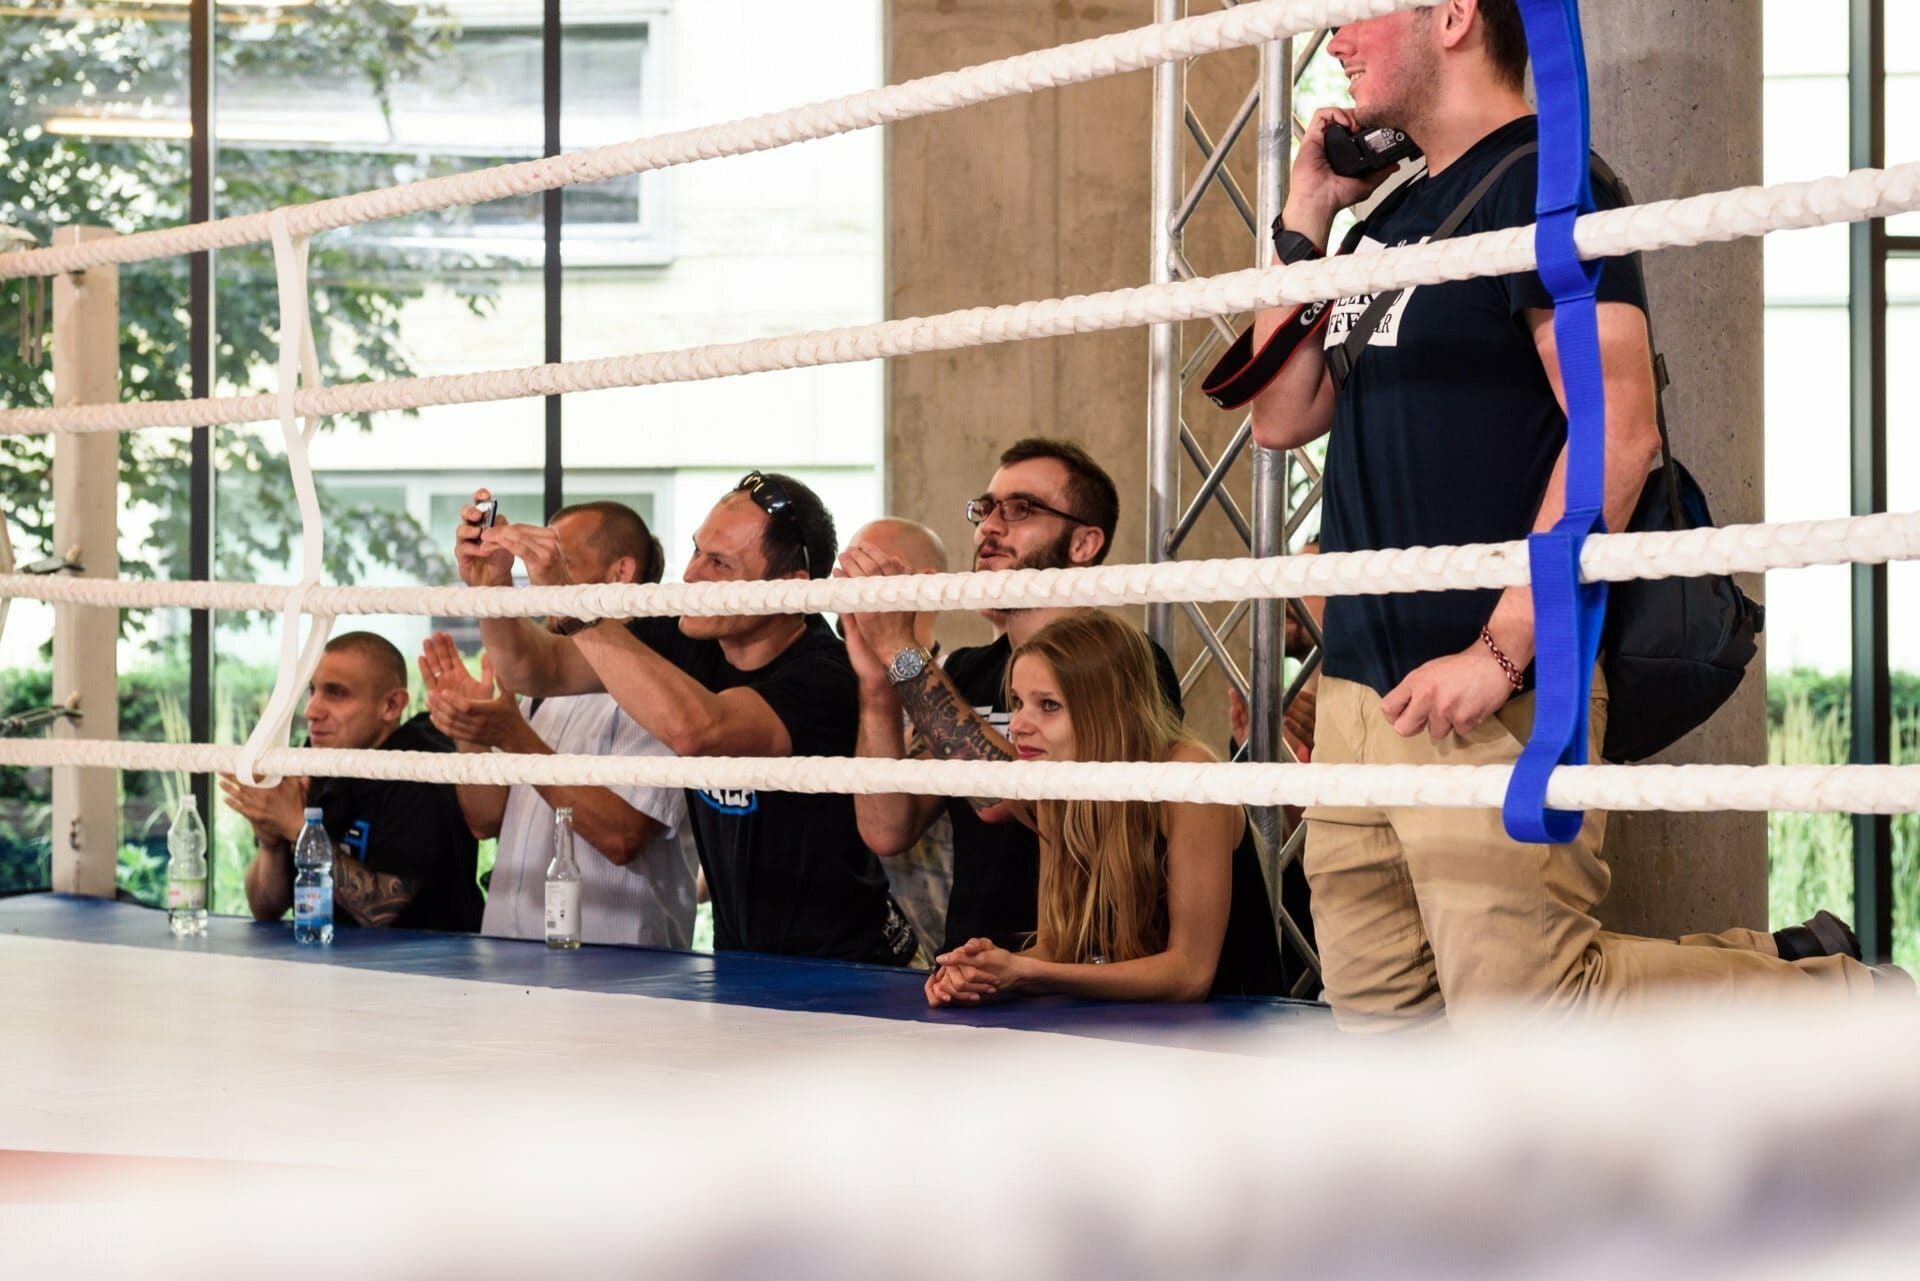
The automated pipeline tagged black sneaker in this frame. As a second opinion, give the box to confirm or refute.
[1774,909,1864,962]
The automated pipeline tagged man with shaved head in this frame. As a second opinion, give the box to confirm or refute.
[841,517,952,953]
[226,630,482,933]
[841,516,948,657]
[421,500,695,950]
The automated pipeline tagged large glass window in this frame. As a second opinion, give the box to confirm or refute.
[1762,0,1919,969]
[208,0,548,913]
[1,3,193,904]
[1886,256,1920,969]
[559,0,886,574]
[4,0,887,918]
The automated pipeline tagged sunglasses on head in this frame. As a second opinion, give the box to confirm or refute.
[735,470,811,576]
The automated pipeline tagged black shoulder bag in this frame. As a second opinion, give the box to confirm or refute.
[1333,144,1763,762]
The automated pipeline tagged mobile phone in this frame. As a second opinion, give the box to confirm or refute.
[475,499,498,529]
[1324,122,1421,179]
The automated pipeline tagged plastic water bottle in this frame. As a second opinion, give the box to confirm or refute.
[545,806,582,950]
[164,796,209,937]
[292,807,334,945]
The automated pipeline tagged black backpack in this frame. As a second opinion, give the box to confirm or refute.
[1596,362,1764,761]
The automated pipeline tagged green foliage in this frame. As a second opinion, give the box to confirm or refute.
[117,841,167,904]
[1766,670,1920,973]
[0,656,278,898]
[1,0,480,615]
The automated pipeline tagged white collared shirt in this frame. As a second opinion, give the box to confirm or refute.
[483,694,696,949]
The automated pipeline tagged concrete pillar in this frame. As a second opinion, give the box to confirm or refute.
[1585,6,1769,939]
[887,0,1153,655]
[887,0,1255,749]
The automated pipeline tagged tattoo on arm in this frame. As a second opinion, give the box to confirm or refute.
[897,668,1012,763]
[332,849,419,928]
[896,669,1014,813]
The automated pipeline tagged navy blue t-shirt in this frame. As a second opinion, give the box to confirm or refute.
[1318,116,1650,696]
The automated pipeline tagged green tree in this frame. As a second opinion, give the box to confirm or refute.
[0,0,505,603]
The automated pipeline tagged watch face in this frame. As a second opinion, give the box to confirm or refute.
[889,647,927,683]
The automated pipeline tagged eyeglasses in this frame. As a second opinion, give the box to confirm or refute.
[964,494,1090,527]
[735,470,811,576]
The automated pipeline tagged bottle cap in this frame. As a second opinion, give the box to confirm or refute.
[304,807,324,820]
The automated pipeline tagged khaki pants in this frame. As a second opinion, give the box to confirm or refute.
[1305,674,1877,1031]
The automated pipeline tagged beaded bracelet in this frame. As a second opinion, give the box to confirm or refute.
[1479,627,1526,692]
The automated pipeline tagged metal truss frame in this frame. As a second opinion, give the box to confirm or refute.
[1148,1,1328,997]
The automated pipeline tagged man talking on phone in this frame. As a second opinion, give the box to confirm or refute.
[1246,0,1886,1026]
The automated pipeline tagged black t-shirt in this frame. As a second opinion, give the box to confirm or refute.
[308,713,482,933]
[1208,817,1286,999]
[936,628,1184,954]
[1318,116,1651,696]
[626,614,910,964]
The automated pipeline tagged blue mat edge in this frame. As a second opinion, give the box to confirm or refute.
[0,894,1327,1052]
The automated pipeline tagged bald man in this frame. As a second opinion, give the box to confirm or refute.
[227,631,482,933]
[840,517,951,956]
[841,517,948,652]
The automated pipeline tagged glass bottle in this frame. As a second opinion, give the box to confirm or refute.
[545,806,582,949]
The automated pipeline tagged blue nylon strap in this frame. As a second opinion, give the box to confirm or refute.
[1502,0,1611,844]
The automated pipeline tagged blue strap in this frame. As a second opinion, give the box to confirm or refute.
[1502,0,1610,844]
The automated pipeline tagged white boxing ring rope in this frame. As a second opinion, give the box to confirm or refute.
[2,508,1918,616]
[0,0,1915,813]
[3,161,1918,438]
[0,739,1915,817]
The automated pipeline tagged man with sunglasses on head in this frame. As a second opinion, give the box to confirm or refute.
[839,438,1182,959]
[459,473,916,967]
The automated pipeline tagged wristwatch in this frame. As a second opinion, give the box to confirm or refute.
[886,645,934,686]
[1270,215,1325,265]
[550,615,603,637]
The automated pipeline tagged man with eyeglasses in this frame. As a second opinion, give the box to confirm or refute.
[459,473,917,966]
[838,438,1182,958]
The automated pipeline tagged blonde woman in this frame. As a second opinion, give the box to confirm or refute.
[926,612,1283,1006]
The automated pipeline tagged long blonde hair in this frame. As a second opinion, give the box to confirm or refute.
[1012,612,1195,965]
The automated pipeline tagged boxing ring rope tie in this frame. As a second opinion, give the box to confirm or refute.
[0,738,1914,815]
[0,0,1431,285]
[1,509,1916,619]
[233,211,334,788]
[3,161,1917,439]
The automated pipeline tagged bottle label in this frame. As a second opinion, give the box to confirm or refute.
[166,879,207,911]
[294,885,331,923]
[545,882,580,937]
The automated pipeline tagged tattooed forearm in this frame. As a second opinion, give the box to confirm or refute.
[897,667,1015,764]
[332,851,419,928]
